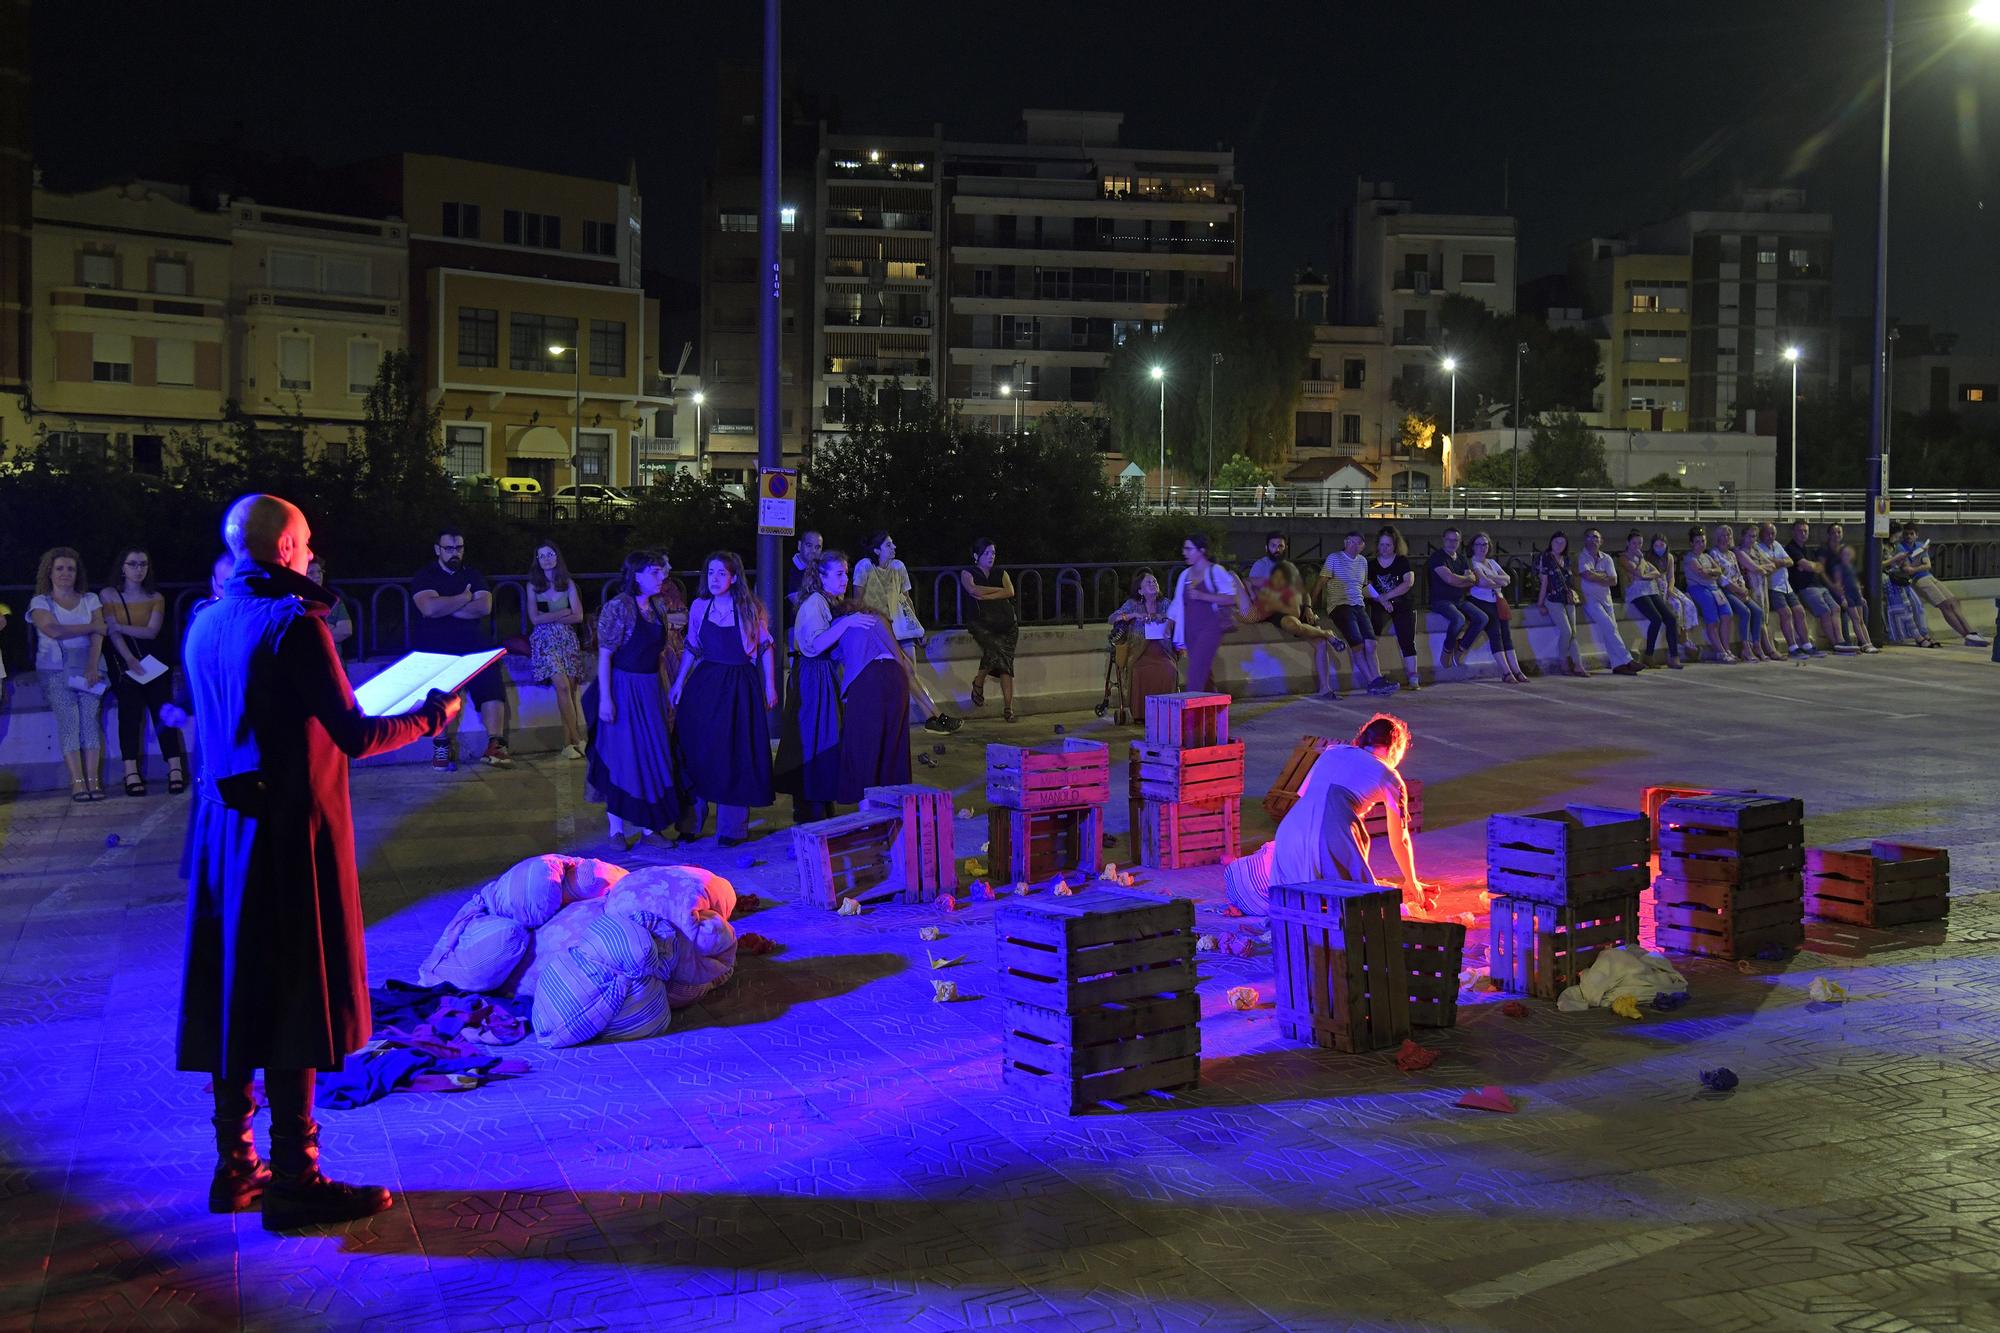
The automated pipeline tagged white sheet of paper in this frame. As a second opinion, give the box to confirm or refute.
[126,655,168,685]
[1143,622,1167,640]
[352,649,504,718]
[66,674,109,697]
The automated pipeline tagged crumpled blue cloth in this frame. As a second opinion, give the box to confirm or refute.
[316,1045,503,1110]
[1652,991,1689,1011]
[1699,1067,1739,1092]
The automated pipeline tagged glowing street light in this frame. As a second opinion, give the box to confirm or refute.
[1150,365,1167,504]
[1783,346,1802,510]
[548,344,582,516]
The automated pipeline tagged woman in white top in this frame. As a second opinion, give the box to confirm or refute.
[527,542,589,759]
[1619,530,1683,668]
[856,530,959,735]
[1467,533,1530,683]
[1225,714,1427,914]
[1171,534,1241,694]
[1735,523,1783,660]
[28,546,107,801]
[1716,524,1777,661]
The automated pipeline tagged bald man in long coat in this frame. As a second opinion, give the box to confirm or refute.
[179,494,457,1229]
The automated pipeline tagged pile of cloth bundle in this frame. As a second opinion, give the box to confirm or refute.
[417,854,739,1047]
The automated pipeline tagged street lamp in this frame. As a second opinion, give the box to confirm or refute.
[998,380,1020,436]
[1782,346,1801,510]
[1441,356,1459,500]
[690,389,705,472]
[1511,342,1527,518]
[1150,365,1167,505]
[549,343,582,517]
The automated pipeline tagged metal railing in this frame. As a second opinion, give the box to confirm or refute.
[1148,486,2000,525]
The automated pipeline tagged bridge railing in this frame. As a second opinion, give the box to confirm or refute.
[1153,486,2000,525]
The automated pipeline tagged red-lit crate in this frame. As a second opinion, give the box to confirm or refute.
[859,783,958,898]
[986,738,1111,811]
[1402,918,1466,1029]
[1128,738,1246,804]
[1144,692,1231,748]
[1805,842,1950,928]
[1489,893,1643,999]
[1130,796,1241,870]
[1653,872,1804,959]
[989,804,1105,885]
[1268,880,1410,1052]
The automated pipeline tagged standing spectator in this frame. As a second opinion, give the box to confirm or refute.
[526,542,588,760]
[1577,529,1643,675]
[585,550,689,850]
[1619,530,1683,668]
[410,528,511,770]
[777,550,876,822]
[1712,525,1775,660]
[1755,521,1810,654]
[1823,527,1878,653]
[1367,526,1420,690]
[1316,531,1396,696]
[192,553,234,623]
[671,551,777,846]
[1784,519,1844,652]
[100,547,186,796]
[1682,526,1741,663]
[1466,534,1530,683]
[1246,532,1288,591]
[1535,531,1588,677]
[854,531,959,734]
[1733,524,1784,659]
[1889,523,1987,646]
[306,559,354,651]
[960,537,1021,722]
[785,529,824,608]
[30,547,107,801]
[1109,570,1179,718]
[1170,534,1242,695]
[1425,527,1486,669]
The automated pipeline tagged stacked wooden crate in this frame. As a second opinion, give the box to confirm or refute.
[1652,793,1806,959]
[794,785,957,910]
[1805,841,1950,928]
[1129,693,1244,869]
[1262,734,1425,837]
[860,784,958,899]
[996,888,1200,1113]
[986,739,1109,883]
[1268,880,1410,1052]
[1401,919,1467,1029]
[1487,805,1650,998]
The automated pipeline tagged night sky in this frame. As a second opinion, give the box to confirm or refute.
[32,0,2000,352]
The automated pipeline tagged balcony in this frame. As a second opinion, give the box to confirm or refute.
[824,211,934,234]
[1300,378,1337,396]
[825,357,932,378]
[952,232,1235,257]
[1392,330,1434,347]
[1391,269,1441,294]
[634,434,692,459]
[823,308,932,330]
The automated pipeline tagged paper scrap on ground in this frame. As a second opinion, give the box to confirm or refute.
[837,898,861,916]
[1501,1001,1528,1018]
[1227,985,1259,1010]
[1609,995,1644,1020]
[1456,1085,1517,1113]
[1395,1038,1438,1072]
[938,894,961,912]
[931,980,958,1002]
[1052,884,1074,896]
[1195,935,1218,952]
[1807,977,1847,1003]
[918,926,943,942]
[738,932,777,955]
[926,949,963,971]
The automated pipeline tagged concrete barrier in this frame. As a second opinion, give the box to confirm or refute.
[5,577,1996,793]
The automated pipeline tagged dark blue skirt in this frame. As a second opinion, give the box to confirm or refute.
[584,670,684,829]
[774,655,842,803]
[837,658,912,803]
[678,659,773,808]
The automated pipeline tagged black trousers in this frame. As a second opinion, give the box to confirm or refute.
[112,669,184,763]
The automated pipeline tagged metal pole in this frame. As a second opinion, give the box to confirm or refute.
[1789,356,1799,513]
[1863,0,1893,636]
[1512,343,1525,519]
[1448,368,1456,486]
[1157,375,1166,507]
[1206,352,1220,514]
[573,351,583,520]
[757,0,785,669]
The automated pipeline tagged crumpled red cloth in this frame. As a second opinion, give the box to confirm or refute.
[1394,1038,1438,1072]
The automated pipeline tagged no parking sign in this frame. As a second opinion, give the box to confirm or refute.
[757,467,798,536]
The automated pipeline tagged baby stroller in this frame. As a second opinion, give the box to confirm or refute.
[1094,623,1133,723]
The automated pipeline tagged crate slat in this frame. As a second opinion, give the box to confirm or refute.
[988,804,1105,885]
[1132,796,1241,870]
[1402,919,1466,1029]
[986,739,1112,811]
[1656,845,1807,885]
[1658,793,1804,832]
[860,783,957,901]
[1655,920,1804,960]
[1144,692,1231,748]
[790,811,907,909]
[1128,739,1247,804]
[1269,880,1409,1052]
[1802,842,1951,927]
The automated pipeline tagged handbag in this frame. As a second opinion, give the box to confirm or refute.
[890,601,926,643]
[1495,594,1513,623]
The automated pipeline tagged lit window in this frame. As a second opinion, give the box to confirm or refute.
[1757,248,1777,265]
[780,206,797,229]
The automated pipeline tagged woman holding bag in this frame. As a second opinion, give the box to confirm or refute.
[854,531,958,735]
[1171,533,1242,694]
[1534,531,1588,677]
[1468,533,1530,683]
[100,547,186,795]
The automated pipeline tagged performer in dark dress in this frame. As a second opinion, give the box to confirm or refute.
[178,495,457,1229]
[670,551,777,845]
[775,549,869,822]
[584,550,688,849]
[959,537,1020,722]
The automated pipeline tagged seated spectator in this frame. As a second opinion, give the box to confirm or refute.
[1314,531,1397,697]
[1366,526,1420,690]
[1784,519,1843,652]
[1108,569,1179,718]
[1824,529,1877,654]
[1619,530,1682,668]
[1884,534,1941,647]
[1650,534,1703,642]
[1240,561,1346,698]
[100,547,187,796]
[1426,527,1486,670]
[1245,531,1288,592]
[1712,524,1775,661]
[1682,527,1740,663]
[1535,531,1587,677]
[1466,534,1529,683]
[29,546,106,801]
[1755,521,1811,654]
[1577,528,1643,675]
[1889,522,1988,647]
[1734,523,1784,660]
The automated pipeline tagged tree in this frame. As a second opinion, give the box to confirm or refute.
[1396,295,1601,432]
[1214,453,1271,490]
[351,349,446,502]
[1454,411,1611,489]
[1100,290,1311,479]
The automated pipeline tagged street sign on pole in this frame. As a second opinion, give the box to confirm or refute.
[757,466,798,536]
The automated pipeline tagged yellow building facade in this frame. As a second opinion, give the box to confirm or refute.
[1605,253,1692,433]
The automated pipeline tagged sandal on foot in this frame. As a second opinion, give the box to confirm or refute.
[969,680,986,708]
[167,766,187,795]
[124,774,148,797]
[1002,708,1018,723]
[70,779,92,803]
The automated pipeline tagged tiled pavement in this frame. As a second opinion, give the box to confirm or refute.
[1,649,1997,1330]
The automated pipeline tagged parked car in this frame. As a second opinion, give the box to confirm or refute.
[550,483,637,518]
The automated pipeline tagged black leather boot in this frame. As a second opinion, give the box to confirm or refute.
[208,1076,271,1213]
[261,1068,393,1231]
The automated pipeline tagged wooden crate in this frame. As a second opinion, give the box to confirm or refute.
[986,738,1111,811]
[995,889,1195,1010]
[1001,992,1200,1113]
[1402,918,1466,1029]
[1653,869,1804,959]
[1144,692,1231,748]
[1641,784,1715,851]
[1362,780,1425,839]
[1657,792,1803,835]
[1804,843,1950,928]
[1268,880,1410,1052]
[860,783,958,898]
[1128,739,1246,804]
[1130,796,1241,870]
[1486,805,1650,906]
[1489,893,1642,999]
[989,804,1105,884]
[791,811,908,909]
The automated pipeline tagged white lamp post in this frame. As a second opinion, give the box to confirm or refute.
[1783,346,1801,511]
[549,343,583,516]
[1441,355,1458,496]
[1150,365,1167,505]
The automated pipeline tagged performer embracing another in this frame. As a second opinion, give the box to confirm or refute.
[1224,713,1429,915]
[776,549,873,822]
[179,494,458,1229]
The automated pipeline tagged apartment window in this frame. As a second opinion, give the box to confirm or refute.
[575,429,613,481]
[1401,309,1428,342]
[973,268,995,296]
[1111,270,1151,302]
[152,258,189,295]
[504,210,563,249]
[509,313,577,372]
[1038,268,1072,299]
[442,201,482,239]
[347,339,381,395]
[1102,175,1132,198]
[582,220,618,256]
[1343,358,1366,390]
[1625,331,1688,363]
[324,257,369,295]
[1340,413,1362,445]
[92,333,133,383]
[1296,411,1333,448]
[156,338,195,387]
[444,424,486,478]
[1961,384,1995,404]
[886,260,927,281]
[80,251,118,289]
[457,307,498,368]
[1787,248,1810,269]
[715,407,754,433]
[270,250,316,290]
[1461,253,1497,284]
[279,335,313,391]
[589,319,626,377]
[1756,248,1778,266]
[718,210,757,233]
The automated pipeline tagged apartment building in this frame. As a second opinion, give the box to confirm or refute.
[1573,241,1693,432]
[942,109,1242,433]
[1839,319,2000,422]
[810,129,944,436]
[228,199,407,447]
[351,152,669,491]
[0,0,27,432]
[1287,267,1399,482]
[26,181,232,472]
[1630,189,1833,431]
